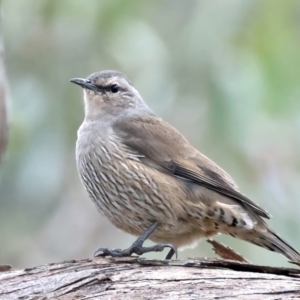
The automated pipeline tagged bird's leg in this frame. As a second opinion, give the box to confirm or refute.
[94,221,178,258]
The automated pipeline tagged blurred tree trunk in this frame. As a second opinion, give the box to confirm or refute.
[0,257,300,299]
[0,1,8,166]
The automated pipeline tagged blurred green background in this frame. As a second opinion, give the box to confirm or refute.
[1,0,300,268]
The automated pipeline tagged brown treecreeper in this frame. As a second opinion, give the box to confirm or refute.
[70,70,300,262]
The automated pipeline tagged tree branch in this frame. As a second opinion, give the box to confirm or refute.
[0,257,299,299]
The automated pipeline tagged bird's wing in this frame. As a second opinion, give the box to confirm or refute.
[113,115,270,219]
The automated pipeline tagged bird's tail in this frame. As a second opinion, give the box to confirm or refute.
[239,228,300,262]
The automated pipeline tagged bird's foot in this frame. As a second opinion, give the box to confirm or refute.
[94,221,177,258]
[94,241,177,258]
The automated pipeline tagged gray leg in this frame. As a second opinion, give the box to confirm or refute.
[94,222,178,258]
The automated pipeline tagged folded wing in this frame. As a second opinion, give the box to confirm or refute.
[113,115,270,219]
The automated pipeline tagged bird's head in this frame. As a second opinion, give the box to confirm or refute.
[70,70,151,122]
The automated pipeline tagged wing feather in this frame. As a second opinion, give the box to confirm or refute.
[113,115,270,219]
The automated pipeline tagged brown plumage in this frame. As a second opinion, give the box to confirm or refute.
[71,70,300,262]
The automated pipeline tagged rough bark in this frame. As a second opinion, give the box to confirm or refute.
[0,1,8,166]
[0,257,299,300]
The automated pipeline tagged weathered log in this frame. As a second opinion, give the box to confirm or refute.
[0,257,299,299]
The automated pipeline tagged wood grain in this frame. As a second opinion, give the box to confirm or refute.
[0,257,299,299]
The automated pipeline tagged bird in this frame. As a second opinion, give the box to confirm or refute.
[70,70,300,262]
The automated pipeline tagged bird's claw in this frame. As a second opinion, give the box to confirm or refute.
[94,243,177,258]
[94,248,125,257]
[145,243,178,258]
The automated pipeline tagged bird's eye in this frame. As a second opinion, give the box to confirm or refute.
[110,84,119,93]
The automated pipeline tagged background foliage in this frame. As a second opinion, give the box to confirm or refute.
[1,0,300,268]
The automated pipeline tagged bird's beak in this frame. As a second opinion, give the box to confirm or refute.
[70,78,97,91]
